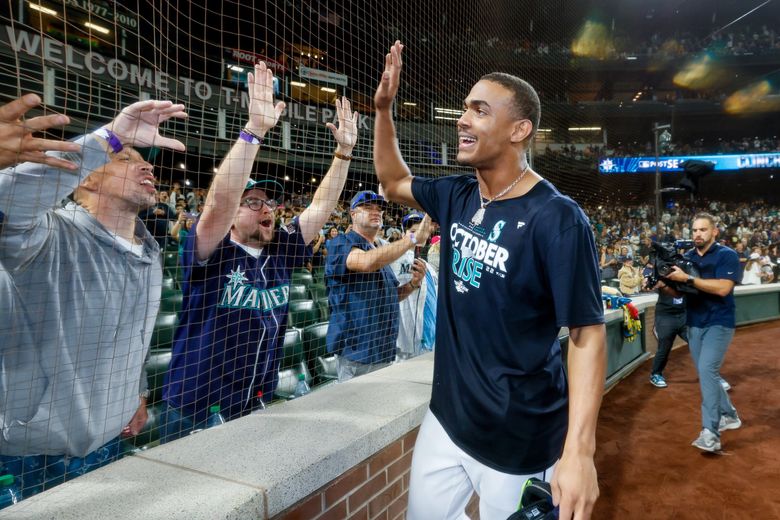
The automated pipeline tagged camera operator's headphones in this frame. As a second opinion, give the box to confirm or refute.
[506,478,559,520]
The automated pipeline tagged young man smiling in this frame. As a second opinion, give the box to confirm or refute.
[373,41,606,519]
[161,63,360,440]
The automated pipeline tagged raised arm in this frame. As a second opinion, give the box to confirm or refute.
[373,40,421,210]
[0,94,81,170]
[347,214,431,273]
[196,63,285,261]
[298,97,358,244]
[0,99,187,225]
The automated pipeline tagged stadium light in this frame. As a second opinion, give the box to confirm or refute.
[434,107,464,115]
[228,65,244,73]
[569,127,601,131]
[320,87,336,93]
[28,2,57,15]
[84,22,110,35]
[290,81,307,87]
[403,102,417,106]
[284,175,290,181]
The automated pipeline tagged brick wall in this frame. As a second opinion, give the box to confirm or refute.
[274,428,419,520]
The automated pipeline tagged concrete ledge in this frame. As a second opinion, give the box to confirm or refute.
[0,355,436,520]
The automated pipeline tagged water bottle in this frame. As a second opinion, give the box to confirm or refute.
[0,474,20,509]
[205,405,226,428]
[252,391,267,412]
[293,373,311,398]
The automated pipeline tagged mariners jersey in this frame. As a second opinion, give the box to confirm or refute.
[164,219,310,424]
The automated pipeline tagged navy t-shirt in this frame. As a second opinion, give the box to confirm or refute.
[412,175,604,474]
[163,219,310,423]
[684,244,740,328]
[325,231,400,364]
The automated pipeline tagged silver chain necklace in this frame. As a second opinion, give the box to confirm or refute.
[470,164,530,226]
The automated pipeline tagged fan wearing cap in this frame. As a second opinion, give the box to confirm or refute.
[389,211,437,359]
[161,63,359,441]
[325,192,432,381]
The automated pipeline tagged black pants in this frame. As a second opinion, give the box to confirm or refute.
[651,313,687,375]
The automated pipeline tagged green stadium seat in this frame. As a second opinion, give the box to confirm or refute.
[288,284,308,301]
[316,297,330,321]
[165,266,185,287]
[160,289,183,313]
[291,271,314,287]
[150,312,178,351]
[145,348,172,405]
[161,277,176,291]
[302,321,329,377]
[280,328,304,369]
[163,252,179,268]
[308,283,327,300]
[288,299,319,328]
[312,266,325,283]
[315,354,339,386]
[274,363,312,400]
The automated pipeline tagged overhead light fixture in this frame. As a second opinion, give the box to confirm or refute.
[569,127,601,131]
[178,162,186,170]
[290,81,307,87]
[28,2,57,15]
[434,107,464,115]
[212,167,218,173]
[626,56,638,60]
[84,22,110,34]
[537,128,552,133]
[228,65,244,72]
[320,87,336,93]
[434,116,460,121]
[184,179,191,186]
[403,102,417,107]
[284,175,290,181]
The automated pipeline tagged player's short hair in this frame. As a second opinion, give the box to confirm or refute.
[480,72,541,140]
[693,212,717,227]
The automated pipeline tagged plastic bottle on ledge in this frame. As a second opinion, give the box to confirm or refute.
[252,390,267,412]
[293,373,311,398]
[206,404,226,428]
[0,474,20,509]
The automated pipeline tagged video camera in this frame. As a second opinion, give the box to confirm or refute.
[645,241,700,294]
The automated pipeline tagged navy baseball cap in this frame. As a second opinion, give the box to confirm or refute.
[401,212,424,231]
[244,178,284,201]
[350,190,388,211]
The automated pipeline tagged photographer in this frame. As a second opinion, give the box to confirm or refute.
[657,213,741,453]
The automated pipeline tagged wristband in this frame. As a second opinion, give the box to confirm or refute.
[334,151,352,161]
[94,127,124,154]
[239,129,263,145]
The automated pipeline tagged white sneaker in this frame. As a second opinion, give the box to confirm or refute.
[691,429,721,452]
[719,414,742,432]
[720,379,731,392]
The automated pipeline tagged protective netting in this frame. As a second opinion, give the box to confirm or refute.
[0,0,779,505]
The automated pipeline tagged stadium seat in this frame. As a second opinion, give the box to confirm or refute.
[160,289,183,313]
[274,363,312,400]
[288,284,309,301]
[288,300,319,328]
[280,327,304,369]
[150,312,178,351]
[291,270,314,287]
[165,266,185,288]
[315,354,339,386]
[163,252,179,269]
[316,297,330,321]
[308,283,327,300]
[312,266,325,284]
[161,276,176,291]
[302,321,330,379]
[145,348,172,405]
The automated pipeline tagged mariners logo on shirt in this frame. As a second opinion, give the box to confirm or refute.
[487,220,506,243]
[218,266,290,311]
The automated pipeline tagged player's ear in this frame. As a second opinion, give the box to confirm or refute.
[510,119,533,144]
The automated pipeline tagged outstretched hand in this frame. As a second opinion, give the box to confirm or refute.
[105,100,188,150]
[374,40,404,111]
[325,96,358,155]
[246,62,286,136]
[0,93,81,170]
